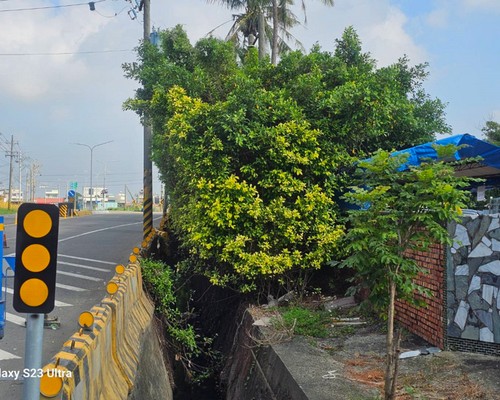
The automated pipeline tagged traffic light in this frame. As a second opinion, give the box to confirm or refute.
[13,204,59,314]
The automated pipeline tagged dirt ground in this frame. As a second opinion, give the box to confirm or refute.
[318,324,500,400]
[252,306,500,400]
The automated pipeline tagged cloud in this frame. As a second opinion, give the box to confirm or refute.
[290,0,427,67]
[0,4,112,101]
[425,7,449,28]
[361,5,428,67]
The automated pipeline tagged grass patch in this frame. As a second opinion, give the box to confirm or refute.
[0,203,18,214]
[279,306,331,338]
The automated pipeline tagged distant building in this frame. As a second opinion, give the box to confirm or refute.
[82,186,117,210]
[2,188,23,203]
[34,188,64,204]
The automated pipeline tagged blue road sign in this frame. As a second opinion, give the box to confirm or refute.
[68,189,76,198]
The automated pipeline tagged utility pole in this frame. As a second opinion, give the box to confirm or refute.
[18,151,23,204]
[141,0,153,240]
[6,135,16,210]
[29,163,41,202]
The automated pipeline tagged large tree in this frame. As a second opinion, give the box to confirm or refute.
[481,120,500,145]
[268,27,450,156]
[123,26,450,293]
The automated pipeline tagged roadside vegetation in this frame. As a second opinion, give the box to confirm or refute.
[0,201,19,214]
[124,24,473,399]
[124,25,449,294]
[141,258,219,383]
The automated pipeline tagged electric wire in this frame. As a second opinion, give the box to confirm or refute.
[0,49,133,56]
[0,0,107,13]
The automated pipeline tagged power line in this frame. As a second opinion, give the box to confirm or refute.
[0,49,133,56]
[0,0,106,13]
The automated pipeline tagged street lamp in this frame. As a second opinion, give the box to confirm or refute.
[72,141,113,211]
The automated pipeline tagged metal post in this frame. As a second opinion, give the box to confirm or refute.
[72,141,112,211]
[90,147,93,210]
[7,135,14,210]
[23,313,44,400]
[142,0,153,240]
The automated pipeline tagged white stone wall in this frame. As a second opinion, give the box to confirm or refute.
[447,214,500,344]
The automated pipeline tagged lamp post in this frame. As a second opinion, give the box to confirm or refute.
[72,141,113,210]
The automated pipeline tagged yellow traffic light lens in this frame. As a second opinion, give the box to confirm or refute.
[23,210,52,238]
[22,244,50,272]
[19,278,49,306]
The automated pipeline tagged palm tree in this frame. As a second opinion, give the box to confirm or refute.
[270,0,334,64]
[208,0,333,63]
[207,0,269,58]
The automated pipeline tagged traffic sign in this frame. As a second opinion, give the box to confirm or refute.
[68,189,76,198]
[13,204,59,313]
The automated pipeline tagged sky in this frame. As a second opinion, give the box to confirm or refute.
[0,0,499,199]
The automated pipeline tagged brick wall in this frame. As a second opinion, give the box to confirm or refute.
[395,243,446,349]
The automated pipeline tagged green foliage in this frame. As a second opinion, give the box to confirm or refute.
[141,259,214,382]
[481,120,500,146]
[141,258,177,314]
[124,25,451,295]
[152,85,343,291]
[342,147,475,399]
[279,306,330,337]
[267,30,450,158]
[0,207,17,215]
[342,147,472,313]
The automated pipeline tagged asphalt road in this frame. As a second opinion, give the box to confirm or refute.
[0,211,161,399]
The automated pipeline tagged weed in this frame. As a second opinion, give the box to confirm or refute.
[141,258,217,383]
[280,306,331,338]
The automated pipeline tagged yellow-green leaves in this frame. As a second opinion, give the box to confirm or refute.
[156,85,343,291]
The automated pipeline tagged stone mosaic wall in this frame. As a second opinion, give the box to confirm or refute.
[447,214,500,344]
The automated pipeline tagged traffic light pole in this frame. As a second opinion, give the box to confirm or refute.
[13,204,60,398]
[23,313,44,400]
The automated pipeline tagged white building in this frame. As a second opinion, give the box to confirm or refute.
[82,186,117,210]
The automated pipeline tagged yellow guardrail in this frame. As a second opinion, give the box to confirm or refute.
[40,235,157,400]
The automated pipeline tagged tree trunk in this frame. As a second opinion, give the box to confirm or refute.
[384,279,400,400]
[271,0,278,65]
[258,10,266,59]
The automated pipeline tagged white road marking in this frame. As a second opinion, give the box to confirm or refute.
[0,349,20,361]
[58,255,117,265]
[58,261,109,272]
[5,312,25,326]
[58,221,142,242]
[4,288,73,307]
[57,271,102,282]
[56,283,86,292]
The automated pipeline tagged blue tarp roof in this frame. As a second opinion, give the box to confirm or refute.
[391,133,500,172]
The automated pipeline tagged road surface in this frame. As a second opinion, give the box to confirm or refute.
[0,211,160,399]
